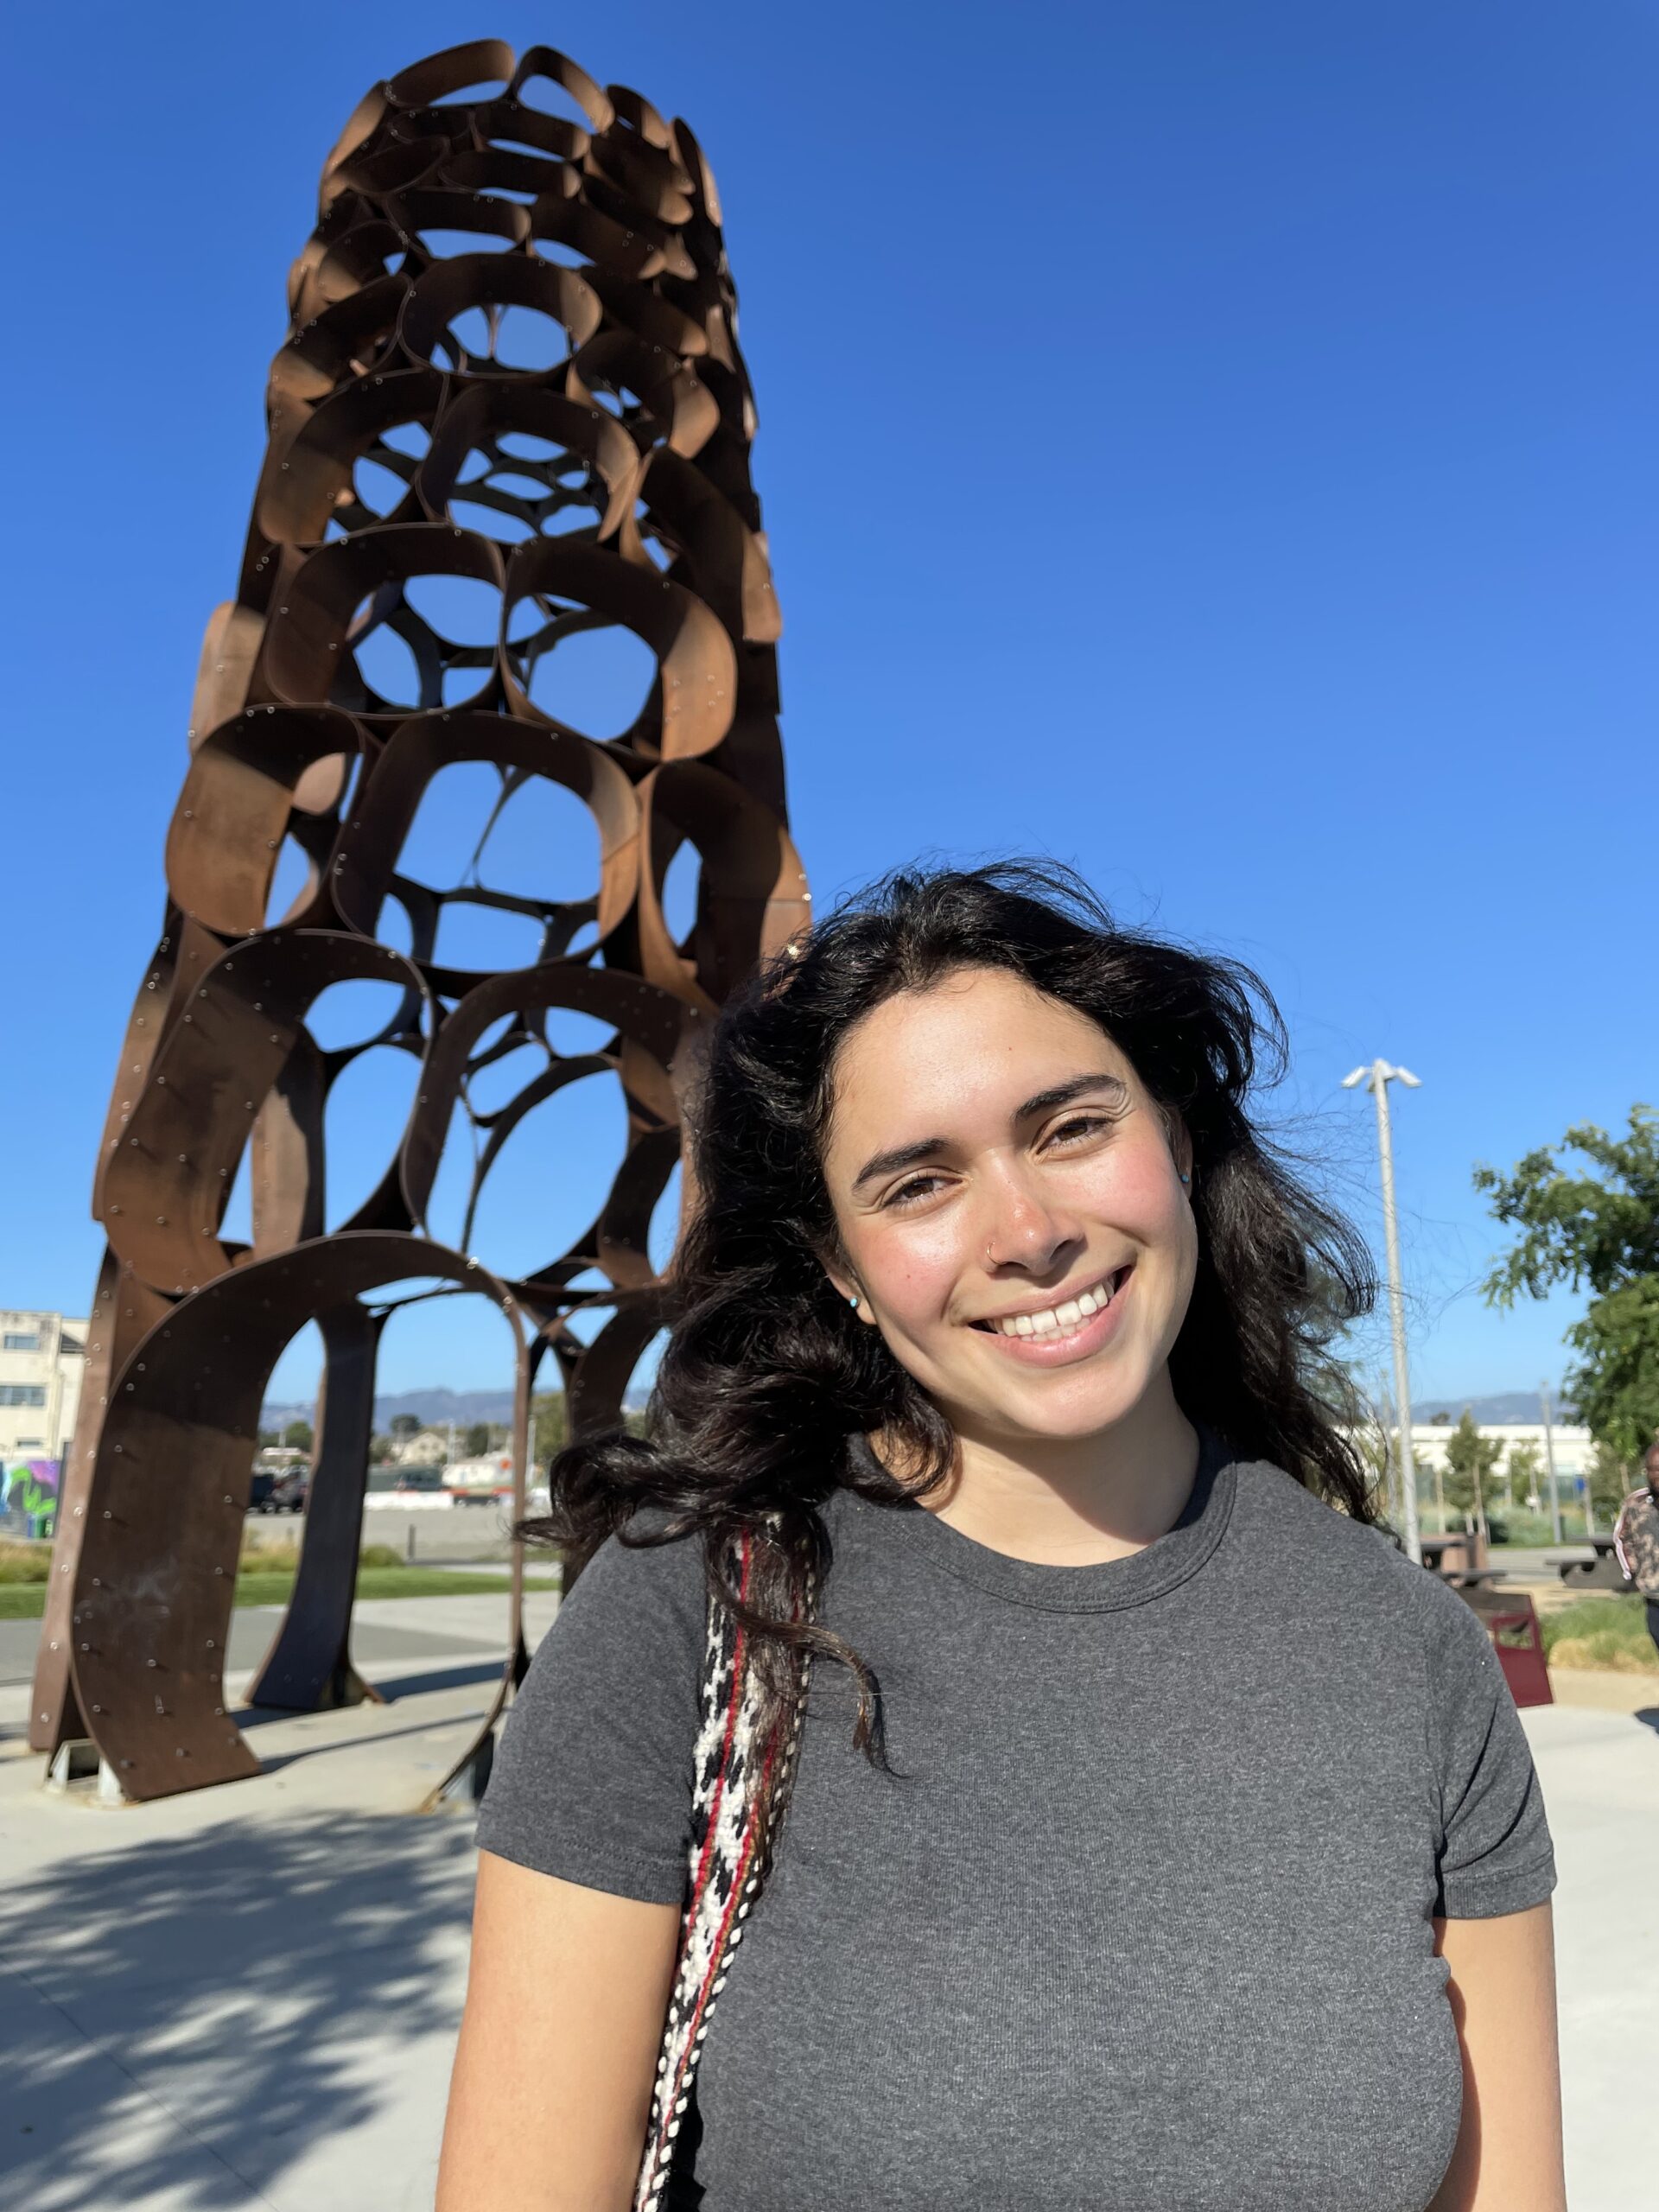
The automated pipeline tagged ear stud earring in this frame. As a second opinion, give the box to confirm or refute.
[848,1293,860,1310]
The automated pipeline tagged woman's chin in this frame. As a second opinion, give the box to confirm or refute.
[957,1367,1160,1449]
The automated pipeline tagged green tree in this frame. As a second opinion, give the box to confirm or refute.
[368,1433,394,1465]
[1503,1440,1541,1511]
[389,1413,421,1440]
[1440,1411,1503,1530]
[462,1421,492,1458]
[257,1428,279,1448]
[532,1392,567,1470]
[1475,1106,1659,1464]
[1586,1444,1635,1521]
[281,1419,313,1451]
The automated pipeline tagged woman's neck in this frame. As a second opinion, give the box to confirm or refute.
[926,1373,1201,1567]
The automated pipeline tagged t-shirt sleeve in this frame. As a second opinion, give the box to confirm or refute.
[474,1529,706,1904]
[1421,1576,1556,1919]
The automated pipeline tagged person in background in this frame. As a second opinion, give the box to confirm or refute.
[1612,1439,1659,1656]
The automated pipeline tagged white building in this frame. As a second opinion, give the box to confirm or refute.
[0,1310,86,1465]
[390,1429,449,1467]
[1405,1422,1593,1500]
[1352,1421,1599,1520]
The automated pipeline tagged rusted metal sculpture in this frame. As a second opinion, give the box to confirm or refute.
[32,39,806,1803]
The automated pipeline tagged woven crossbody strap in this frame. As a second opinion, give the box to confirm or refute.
[632,1533,811,2212]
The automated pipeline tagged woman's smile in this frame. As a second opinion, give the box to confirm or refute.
[968,1262,1136,1363]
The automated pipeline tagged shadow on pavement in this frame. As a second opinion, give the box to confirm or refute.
[1632,1707,1659,1736]
[229,1662,502,1732]
[368,1661,506,1701]
[3,1808,476,2209]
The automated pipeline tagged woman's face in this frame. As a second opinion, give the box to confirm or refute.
[819,966,1198,1450]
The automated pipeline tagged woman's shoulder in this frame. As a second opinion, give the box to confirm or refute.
[1226,1453,1445,1617]
[476,1518,711,1899]
[550,1514,709,1644]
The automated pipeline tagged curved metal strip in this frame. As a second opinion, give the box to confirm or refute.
[97,931,432,1295]
[245,1300,387,1711]
[68,1232,527,1801]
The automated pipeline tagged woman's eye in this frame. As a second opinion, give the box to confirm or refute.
[886,1173,947,1210]
[1047,1113,1110,1147]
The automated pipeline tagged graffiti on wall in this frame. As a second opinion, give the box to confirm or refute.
[3,1460,60,1538]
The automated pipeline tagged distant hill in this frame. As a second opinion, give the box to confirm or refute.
[1410,1391,1578,1426]
[262,1383,1570,1434]
[261,1382,646,1432]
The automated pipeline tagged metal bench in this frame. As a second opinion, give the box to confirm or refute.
[1548,1538,1627,1592]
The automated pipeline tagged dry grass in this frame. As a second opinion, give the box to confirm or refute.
[238,1539,404,1573]
[0,1536,412,1584]
[0,1538,52,1585]
[1541,1595,1659,1675]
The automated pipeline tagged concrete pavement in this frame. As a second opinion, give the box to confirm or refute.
[0,1592,558,2212]
[0,1604,1652,2210]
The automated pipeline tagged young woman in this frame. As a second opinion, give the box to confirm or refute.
[438,863,1565,2212]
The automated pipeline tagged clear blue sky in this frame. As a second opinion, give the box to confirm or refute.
[4,1,1653,1408]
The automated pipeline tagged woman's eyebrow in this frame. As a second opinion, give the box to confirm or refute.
[1016,1071,1129,1121]
[851,1137,948,1195]
[850,1075,1128,1194]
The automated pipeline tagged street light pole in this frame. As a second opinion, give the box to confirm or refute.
[1539,1381,1563,1547]
[1375,1366,1402,1526]
[1344,1059,1423,1565]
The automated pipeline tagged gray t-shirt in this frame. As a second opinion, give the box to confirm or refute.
[477,1440,1554,2211]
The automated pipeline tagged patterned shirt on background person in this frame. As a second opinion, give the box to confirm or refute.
[1612,1487,1659,1595]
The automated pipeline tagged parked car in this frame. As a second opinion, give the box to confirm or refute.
[248,1471,278,1513]
[269,1469,309,1513]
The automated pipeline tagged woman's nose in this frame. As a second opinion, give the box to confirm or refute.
[980,1173,1081,1274]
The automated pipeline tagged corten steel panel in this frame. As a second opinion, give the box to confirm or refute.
[34,39,808,1802]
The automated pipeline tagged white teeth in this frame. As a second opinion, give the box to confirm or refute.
[989,1271,1125,1339]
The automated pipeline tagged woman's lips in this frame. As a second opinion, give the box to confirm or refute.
[971,1264,1135,1367]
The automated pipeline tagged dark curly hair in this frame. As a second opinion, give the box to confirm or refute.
[529,861,1381,1746]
